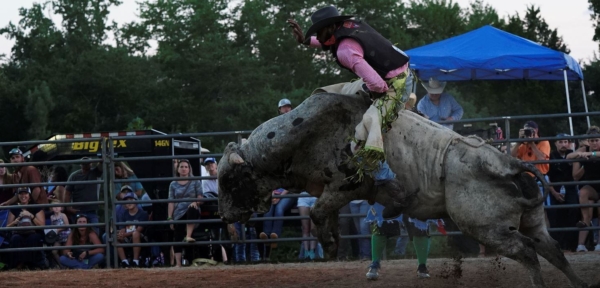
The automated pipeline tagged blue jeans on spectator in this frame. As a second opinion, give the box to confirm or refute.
[234,222,260,262]
[349,201,371,259]
[9,233,43,268]
[60,253,105,269]
[262,197,297,238]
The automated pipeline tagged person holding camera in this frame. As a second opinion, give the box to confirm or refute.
[511,121,551,176]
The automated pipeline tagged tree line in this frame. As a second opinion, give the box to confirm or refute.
[1,0,600,153]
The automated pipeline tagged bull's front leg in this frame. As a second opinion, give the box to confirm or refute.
[310,190,352,260]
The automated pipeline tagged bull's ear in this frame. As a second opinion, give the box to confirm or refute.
[229,152,245,165]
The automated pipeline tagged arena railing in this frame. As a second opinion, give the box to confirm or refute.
[1,111,600,268]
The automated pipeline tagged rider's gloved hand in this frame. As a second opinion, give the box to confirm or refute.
[362,84,386,100]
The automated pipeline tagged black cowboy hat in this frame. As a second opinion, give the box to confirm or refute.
[304,6,353,40]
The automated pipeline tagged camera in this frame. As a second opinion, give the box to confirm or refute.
[520,128,534,138]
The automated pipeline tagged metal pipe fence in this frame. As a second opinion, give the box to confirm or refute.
[1,112,600,266]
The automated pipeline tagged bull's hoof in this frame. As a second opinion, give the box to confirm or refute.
[321,242,338,260]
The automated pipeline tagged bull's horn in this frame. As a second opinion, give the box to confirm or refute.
[229,152,245,165]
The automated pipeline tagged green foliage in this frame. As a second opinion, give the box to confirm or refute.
[25,81,55,139]
[126,117,152,131]
[0,0,596,152]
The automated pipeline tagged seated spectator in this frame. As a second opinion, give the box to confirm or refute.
[260,188,297,260]
[0,160,13,224]
[202,158,218,196]
[115,185,144,218]
[567,126,600,252]
[47,166,68,202]
[49,200,70,266]
[168,159,203,267]
[60,214,105,269]
[233,219,260,263]
[297,191,320,260]
[6,187,46,269]
[1,148,48,206]
[116,192,148,268]
[101,185,141,261]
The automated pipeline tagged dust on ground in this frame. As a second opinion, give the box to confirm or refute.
[1,253,598,287]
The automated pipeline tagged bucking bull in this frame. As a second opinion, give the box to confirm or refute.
[217,92,588,287]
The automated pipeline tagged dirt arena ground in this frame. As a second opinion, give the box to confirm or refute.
[1,254,598,287]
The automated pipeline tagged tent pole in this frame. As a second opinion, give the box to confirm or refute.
[563,70,574,136]
[580,80,591,129]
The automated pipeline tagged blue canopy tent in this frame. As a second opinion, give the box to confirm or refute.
[406,25,589,135]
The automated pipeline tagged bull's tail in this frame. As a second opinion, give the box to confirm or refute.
[514,160,549,209]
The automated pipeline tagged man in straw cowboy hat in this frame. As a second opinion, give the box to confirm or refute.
[287,6,415,217]
[417,77,463,130]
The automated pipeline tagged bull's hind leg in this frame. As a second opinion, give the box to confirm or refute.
[311,191,352,259]
[520,211,588,288]
[479,226,547,287]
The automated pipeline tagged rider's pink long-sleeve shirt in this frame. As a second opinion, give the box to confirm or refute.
[310,36,408,93]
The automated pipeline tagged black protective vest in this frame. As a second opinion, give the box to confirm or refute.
[328,20,409,79]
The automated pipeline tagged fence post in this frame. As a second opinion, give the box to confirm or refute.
[237,133,246,255]
[102,138,111,268]
[108,137,119,268]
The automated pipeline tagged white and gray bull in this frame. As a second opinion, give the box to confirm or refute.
[218,93,587,288]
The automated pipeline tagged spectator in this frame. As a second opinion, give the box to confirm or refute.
[1,148,48,206]
[0,160,14,222]
[546,133,579,251]
[349,199,371,260]
[259,188,297,260]
[168,159,203,267]
[201,158,218,196]
[64,157,103,230]
[297,192,320,260]
[567,126,600,252]
[579,138,590,150]
[49,200,70,266]
[278,98,293,115]
[114,162,144,199]
[47,166,68,202]
[60,214,105,269]
[101,185,145,262]
[232,221,260,263]
[115,185,144,219]
[259,99,299,260]
[417,77,464,130]
[510,121,550,194]
[6,187,46,269]
[116,192,149,268]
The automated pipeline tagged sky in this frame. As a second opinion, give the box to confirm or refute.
[0,0,597,63]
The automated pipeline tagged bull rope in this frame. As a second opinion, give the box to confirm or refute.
[440,135,487,181]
